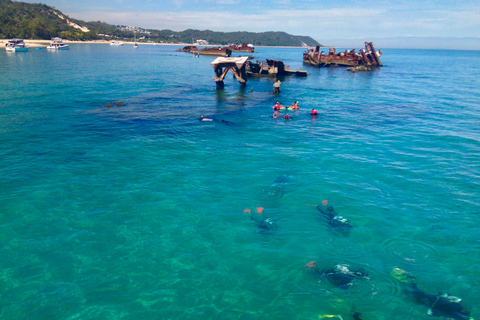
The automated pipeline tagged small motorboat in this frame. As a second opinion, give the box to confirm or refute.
[110,40,124,46]
[47,37,69,50]
[5,38,29,52]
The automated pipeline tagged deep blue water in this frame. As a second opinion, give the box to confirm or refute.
[0,44,479,320]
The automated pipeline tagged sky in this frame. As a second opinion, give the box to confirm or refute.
[22,0,480,49]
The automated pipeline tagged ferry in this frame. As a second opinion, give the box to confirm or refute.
[47,38,69,50]
[5,38,29,52]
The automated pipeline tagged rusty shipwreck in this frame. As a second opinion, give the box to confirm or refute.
[247,59,307,77]
[228,43,255,53]
[303,42,382,69]
[192,46,232,57]
[176,45,198,52]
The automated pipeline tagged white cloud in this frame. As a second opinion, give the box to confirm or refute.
[71,4,480,47]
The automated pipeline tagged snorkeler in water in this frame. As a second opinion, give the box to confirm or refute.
[306,261,369,289]
[199,115,213,121]
[244,207,276,232]
[391,268,473,320]
[315,201,353,236]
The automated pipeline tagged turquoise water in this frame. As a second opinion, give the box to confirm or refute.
[1,45,479,320]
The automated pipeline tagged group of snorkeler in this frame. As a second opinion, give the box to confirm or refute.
[272,101,319,119]
[244,199,474,320]
[272,101,299,119]
[306,202,474,320]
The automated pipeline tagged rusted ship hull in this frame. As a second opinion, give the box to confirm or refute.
[176,45,198,52]
[228,43,255,53]
[247,59,307,77]
[192,47,232,57]
[303,42,382,68]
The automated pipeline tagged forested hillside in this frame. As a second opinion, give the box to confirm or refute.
[0,0,320,46]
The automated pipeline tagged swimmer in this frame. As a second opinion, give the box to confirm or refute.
[307,261,369,289]
[391,268,473,320]
[283,114,291,120]
[272,108,280,119]
[291,101,299,109]
[199,115,213,121]
[311,109,318,115]
[273,102,281,110]
[316,203,352,236]
[244,207,276,231]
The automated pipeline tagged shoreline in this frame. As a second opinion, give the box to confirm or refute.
[1,39,309,49]
[0,39,194,47]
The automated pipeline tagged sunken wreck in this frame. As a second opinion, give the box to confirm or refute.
[303,42,382,69]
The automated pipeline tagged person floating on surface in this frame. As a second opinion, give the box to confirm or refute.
[199,115,213,121]
[391,268,474,320]
[306,261,369,289]
[244,207,276,232]
[315,201,352,236]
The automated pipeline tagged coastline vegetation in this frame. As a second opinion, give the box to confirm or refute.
[0,0,320,46]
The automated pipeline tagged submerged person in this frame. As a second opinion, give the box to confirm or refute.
[244,207,276,231]
[306,261,369,289]
[316,202,352,236]
[391,268,473,320]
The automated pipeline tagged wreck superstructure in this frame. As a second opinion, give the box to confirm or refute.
[228,43,255,53]
[211,56,250,88]
[176,45,198,52]
[247,59,308,77]
[303,42,382,68]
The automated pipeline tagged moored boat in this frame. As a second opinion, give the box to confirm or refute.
[47,37,69,50]
[110,40,124,46]
[5,38,29,52]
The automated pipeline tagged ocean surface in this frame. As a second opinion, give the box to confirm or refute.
[0,44,479,320]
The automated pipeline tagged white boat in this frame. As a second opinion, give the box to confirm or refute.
[47,37,69,50]
[5,38,29,52]
[110,40,124,46]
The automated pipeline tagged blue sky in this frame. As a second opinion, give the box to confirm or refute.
[24,0,480,49]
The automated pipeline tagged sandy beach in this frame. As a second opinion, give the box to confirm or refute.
[1,39,192,47]
[1,39,307,49]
